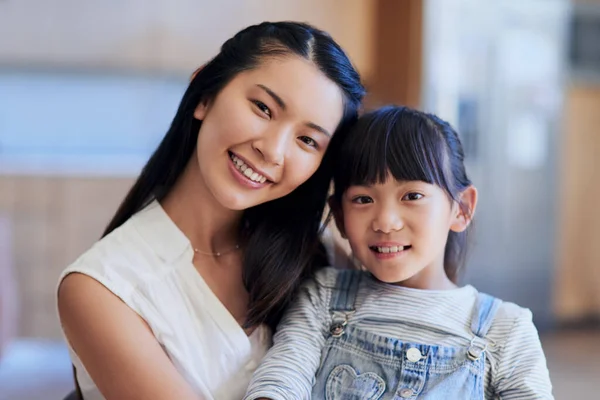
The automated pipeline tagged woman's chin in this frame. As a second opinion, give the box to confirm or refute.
[210,187,271,211]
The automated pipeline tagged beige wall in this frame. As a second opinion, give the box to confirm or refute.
[0,177,133,338]
[555,84,600,321]
[0,0,375,79]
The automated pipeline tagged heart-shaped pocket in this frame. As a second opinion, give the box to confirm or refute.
[325,364,386,400]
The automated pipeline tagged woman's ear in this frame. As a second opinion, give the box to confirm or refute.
[328,196,347,238]
[450,185,478,233]
[193,100,209,120]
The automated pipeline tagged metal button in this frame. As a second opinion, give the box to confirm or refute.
[399,388,413,398]
[406,347,422,362]
[330,322,346,337]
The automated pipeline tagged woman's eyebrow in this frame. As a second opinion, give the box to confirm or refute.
[305,122,331,138]
[257,84,331,137]
[257,84,286,110]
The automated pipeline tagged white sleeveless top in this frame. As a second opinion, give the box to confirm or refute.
[57,200,271,400]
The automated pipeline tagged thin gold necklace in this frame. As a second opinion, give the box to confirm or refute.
[193,244,240,257]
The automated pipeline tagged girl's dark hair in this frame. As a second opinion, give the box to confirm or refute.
[102,21,364,329]
[332,106,472,282]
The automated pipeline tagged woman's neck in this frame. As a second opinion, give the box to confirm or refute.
[162,158,243,254]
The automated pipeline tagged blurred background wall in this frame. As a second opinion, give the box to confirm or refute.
[0,0,599,398]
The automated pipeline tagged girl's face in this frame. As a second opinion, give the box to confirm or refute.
[193,56,344,211]
[336,176,475,289]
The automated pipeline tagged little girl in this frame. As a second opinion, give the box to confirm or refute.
[244,106,553,399]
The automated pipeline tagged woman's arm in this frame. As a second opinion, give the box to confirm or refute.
[58,273,200,400]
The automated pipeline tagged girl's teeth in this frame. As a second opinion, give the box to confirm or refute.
[376,246,405,253]
[240,164,248,172]
[244,168,254,177]
[251,172,259,180]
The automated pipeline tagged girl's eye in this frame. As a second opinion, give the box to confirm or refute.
[403,192,424,201]
[299,136,318,149]
[352,196,373,204]
[252,100,271,118]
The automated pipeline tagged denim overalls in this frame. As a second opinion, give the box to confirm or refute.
[311,270,501,400]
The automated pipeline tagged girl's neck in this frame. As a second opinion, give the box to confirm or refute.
[162,158,243,255]
[398,273,457,291]
[392,253,457,290]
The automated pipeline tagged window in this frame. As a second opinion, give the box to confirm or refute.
[0,70,187,176]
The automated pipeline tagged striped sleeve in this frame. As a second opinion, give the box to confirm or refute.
[243,268,335,400]
[492,308,554,399]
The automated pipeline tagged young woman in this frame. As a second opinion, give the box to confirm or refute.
[57,21,365,400]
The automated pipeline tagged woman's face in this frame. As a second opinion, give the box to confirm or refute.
[193,56,344,210]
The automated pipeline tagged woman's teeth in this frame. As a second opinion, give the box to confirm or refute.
[230,154,267,183]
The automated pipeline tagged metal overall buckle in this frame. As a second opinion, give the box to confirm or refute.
[467,336,495,361]
[329,311,354,338]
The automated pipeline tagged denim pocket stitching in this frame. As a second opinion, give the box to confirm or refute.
[325,364,386,400]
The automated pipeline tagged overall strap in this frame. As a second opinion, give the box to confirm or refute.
[470,292,502,337]
[467,292,502,361]
[329,269,362,312]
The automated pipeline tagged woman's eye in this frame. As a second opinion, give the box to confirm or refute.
[403,192,424,201]
[352,196,373,204]
[252,100,271,118]
[299,136,318,149]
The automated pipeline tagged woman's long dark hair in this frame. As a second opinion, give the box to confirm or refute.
[103,22,365,329]
[332,106,472,283]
